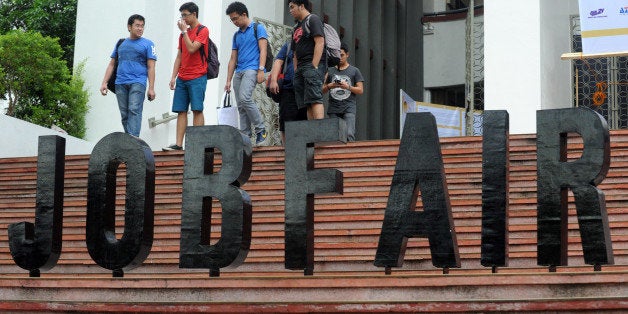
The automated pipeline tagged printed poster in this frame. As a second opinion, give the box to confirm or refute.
[579,0,628,54]
[399,89,466,138]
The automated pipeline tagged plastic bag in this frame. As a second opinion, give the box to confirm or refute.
[217,91,240,128]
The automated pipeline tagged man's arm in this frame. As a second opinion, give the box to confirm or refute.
[225,49,238,92]
[147,59,156,101]
[99,58,116,95]
[177,20,203,54]
[181,32,203,54]
[312,36,324,68]
[269,58,284,94]
[257,37,268,83]
[351,81,364,95]
[322,72,331,94]
[170,50,181,90]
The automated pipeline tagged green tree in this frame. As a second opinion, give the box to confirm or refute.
[0,30,88,138]
[0,0,77,69]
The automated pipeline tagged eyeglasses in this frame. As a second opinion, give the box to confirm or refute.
[181,13,192,18]
[230,15,241,22]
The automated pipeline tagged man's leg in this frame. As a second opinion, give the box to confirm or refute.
[235,70,265,136]
[115,84,130,134]
[308,103,325,120]
[175,112,187,147]
[303,64,325,120]
[189,76,207,127]
[232,71,252,137]
[192,110,204,126]
[344,112,356,141]
[241,70,266,135]
[164,77,190,150]
[126,83,147,137]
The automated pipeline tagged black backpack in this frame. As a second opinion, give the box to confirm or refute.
[195,25,220,79]
[253,22,273,71]
[107,38,125,93]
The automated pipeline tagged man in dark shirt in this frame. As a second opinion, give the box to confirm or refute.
[323,43,364,142]
[269,41,308,144]
[288,0,325,120]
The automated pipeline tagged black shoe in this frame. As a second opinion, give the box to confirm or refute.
[162,144,183,151]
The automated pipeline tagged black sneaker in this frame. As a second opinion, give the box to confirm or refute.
[255,129,268,145]
[162,144,183,151]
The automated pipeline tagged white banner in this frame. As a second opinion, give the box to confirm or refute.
[579,0,628,54]
[399,89,466,138]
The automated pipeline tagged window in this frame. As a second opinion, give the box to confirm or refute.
[446,0,483,11]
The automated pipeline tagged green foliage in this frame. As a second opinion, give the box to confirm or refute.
[0,0,77,69]
[0,30,89,138]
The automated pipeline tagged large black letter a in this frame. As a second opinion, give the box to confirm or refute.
[375,113,460,270]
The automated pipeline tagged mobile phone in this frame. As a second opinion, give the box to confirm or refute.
[334,79,341,84]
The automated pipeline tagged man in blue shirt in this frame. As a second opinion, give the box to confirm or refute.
[100,14,156,137]
[225,1,268,146]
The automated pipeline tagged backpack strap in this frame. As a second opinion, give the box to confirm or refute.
[114,38,125,58]
[302,15,311,37]
[253,22,262,52]
[195,25,208,65]
[283,42,291,76]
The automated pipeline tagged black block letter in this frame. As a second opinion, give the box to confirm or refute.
[284,118,347,275]
[537,107,613,266]
[86,132,155,275]
[8,136,65,276]
[179,126,253,274]
[375,113,460,269]
[481,111,509,267]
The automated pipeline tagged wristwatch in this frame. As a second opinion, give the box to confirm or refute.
[258,66,265,71]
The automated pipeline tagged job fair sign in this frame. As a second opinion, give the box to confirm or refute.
[579,0,628,54]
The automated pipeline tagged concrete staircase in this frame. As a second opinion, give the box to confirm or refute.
[0,131,626,312]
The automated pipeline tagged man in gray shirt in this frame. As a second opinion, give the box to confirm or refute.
[322,42,364,141]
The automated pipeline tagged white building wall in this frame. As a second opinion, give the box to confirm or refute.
[484,0,578,134]
[540,0,579,111]
[0,115,94,158]
[74,0,284,151]
[484,0,542,134]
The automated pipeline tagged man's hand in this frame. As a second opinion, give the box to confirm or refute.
[177,19,188,32]
[100,83,109,96]
[270,80,279,94]
[147,89,156,101]
[257,71,265,84]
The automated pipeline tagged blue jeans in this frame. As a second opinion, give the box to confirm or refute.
[233,70,264,137]
[115,83,146,137]
[329,112,356,141]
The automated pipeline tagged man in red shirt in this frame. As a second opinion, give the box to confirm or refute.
[163,2,209,151]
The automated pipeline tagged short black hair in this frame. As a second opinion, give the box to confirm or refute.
[127,14,145,27]
[287,0,312,12]
[180,2,199,18]
[226,2,248,16]
[340,42,349,54]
